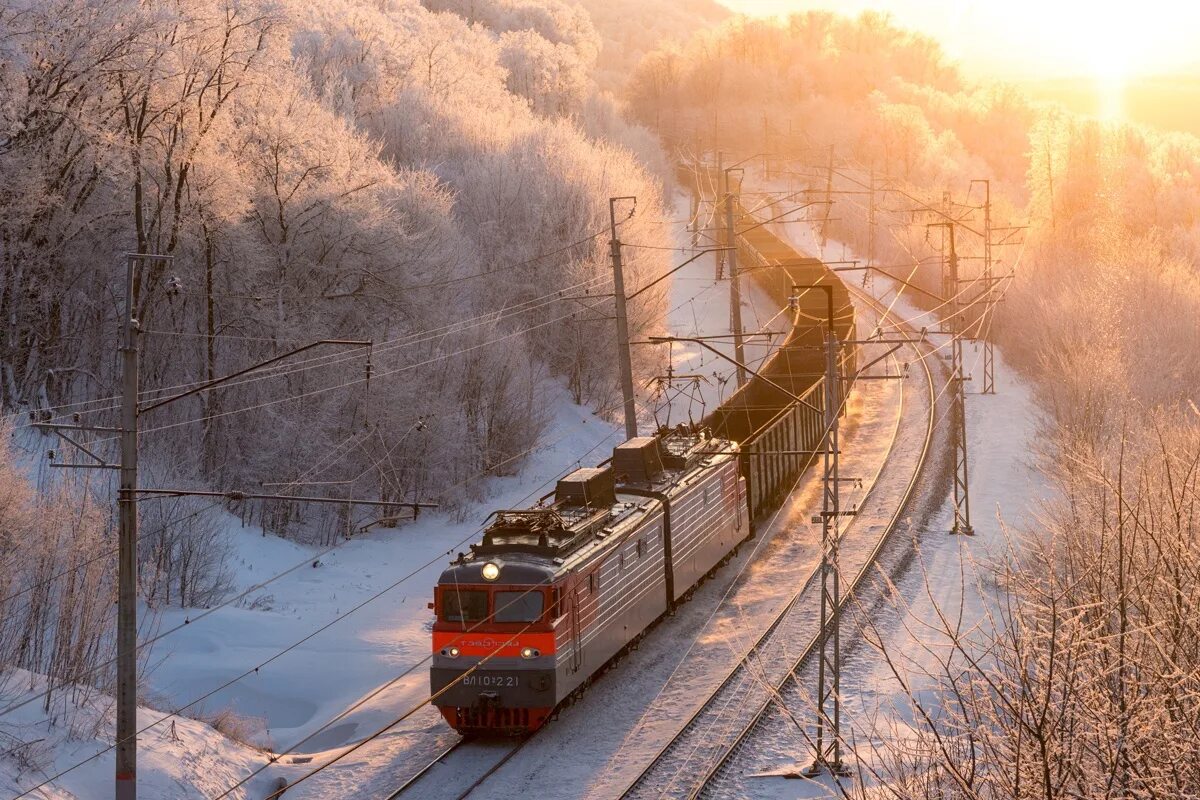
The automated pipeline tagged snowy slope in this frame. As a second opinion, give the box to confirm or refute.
[0,669,267,800]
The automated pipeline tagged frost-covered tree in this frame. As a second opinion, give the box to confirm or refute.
[0,0,675,551]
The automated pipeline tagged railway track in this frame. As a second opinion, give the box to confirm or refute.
[385,736,529,800]
[613,281,939,800]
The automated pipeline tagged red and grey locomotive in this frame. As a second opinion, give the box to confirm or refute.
[429,427,748,735]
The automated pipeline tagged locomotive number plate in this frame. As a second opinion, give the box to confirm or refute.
[462,674,518,688]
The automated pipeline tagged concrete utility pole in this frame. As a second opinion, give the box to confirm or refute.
[820,145,834,249]
[716,151,726,279]
[610,196,639,440]
[762,115,771,179]
[116,253,148,800]
[865,167,876,290]
[36,267,391,800]
[725,191,748,388]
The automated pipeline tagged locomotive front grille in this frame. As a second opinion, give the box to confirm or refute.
[454,704,531,733]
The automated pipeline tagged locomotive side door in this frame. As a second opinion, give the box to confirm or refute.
[569,584,583,673]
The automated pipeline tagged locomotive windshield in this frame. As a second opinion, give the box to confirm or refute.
[493,590,545,623]
[442,589,488,622]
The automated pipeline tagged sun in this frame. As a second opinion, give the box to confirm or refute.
[1071,13,1133,120]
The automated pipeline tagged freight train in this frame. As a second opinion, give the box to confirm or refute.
[428,186,856,736]
[430,427,748,734]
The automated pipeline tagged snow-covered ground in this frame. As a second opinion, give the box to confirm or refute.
[0,669,265,800]
[1,384,629,800]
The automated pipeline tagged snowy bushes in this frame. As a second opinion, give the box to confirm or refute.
[862,416,1200,798]
[138,495,232,610]
[0,429,114,720]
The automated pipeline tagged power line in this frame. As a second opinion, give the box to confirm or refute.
[7,253,710,772]
[156,430,626,799]
[137,299,610,439]
[20,276,614,444]
[7,198,729,796]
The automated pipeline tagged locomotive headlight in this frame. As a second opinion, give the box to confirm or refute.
[481,562,500,581]
[441,646,460,658]
[520,647,540,659]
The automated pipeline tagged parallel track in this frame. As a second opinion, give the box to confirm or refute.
[614,281,938,800]
[386,737,529,800]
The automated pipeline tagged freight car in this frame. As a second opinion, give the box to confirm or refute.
[430,427,747,735]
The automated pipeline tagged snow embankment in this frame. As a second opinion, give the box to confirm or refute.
[0,669,265,799]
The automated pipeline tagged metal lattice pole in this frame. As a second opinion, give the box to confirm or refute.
[945,225,975,535]
[950,334,974,535]
[809,330,847,775]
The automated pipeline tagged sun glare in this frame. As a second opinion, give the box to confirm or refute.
[1073,12,1131,120]
[720,1,1200,115]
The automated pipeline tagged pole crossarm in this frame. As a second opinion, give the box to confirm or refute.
[724,152,773,172]
[736,201,821,236]
[32,422,126,434]
[625,247,732,302]
[829,264,946,304]
[853,343,905,375]
[50,429,111,466]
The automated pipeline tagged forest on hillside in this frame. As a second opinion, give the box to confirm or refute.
[627,11,1200,796]
[0,0,683,522]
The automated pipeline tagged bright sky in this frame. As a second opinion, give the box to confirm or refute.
[717,0,1200,81]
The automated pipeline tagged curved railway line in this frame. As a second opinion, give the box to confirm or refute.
[382,165,944,799]
[387,279,939,800]
[611,282,939,800]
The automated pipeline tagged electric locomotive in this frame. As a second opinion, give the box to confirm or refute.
[429,426,748,735]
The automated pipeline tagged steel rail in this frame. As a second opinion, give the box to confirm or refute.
[386,736,533,800]
[613,279,935,799]
[385,739,465,799]
[451,738,530,800]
